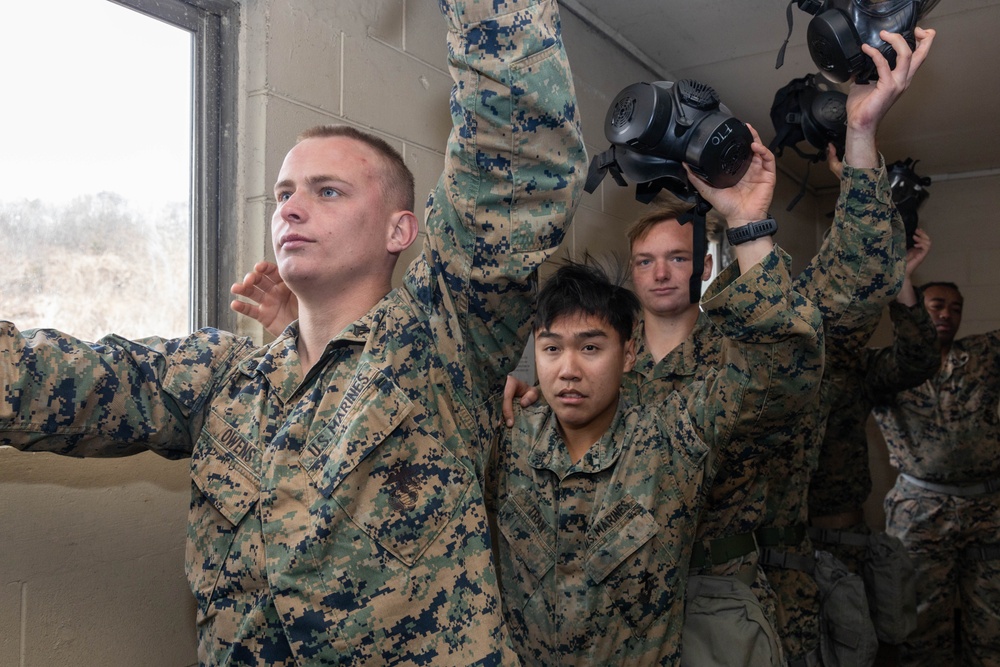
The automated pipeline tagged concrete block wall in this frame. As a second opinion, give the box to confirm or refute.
[0,1,831,664]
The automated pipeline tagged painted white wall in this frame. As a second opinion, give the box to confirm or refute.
[7,0,972,664]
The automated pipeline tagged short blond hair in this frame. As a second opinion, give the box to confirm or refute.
[297,125,415,213]
[626,200,695,252]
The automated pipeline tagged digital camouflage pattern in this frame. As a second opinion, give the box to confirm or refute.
[876,328,1000,666]
[808,301,938,520]
[489,248,823,666]
[0,0,585,664]
[874,329,1000,482]
[760,160,907,664]
[625,162,903,664]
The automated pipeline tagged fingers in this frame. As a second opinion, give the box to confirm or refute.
[502,376,517,427]
[826,144,844,178]
[519,386,540,408]
[910,26,936,70]
[229,299,260,319]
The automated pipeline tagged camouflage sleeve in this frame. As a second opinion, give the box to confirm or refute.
[0,323,251,459]
[405,0,585,397]
[691,248,824,451]
[865,300,940,403]
[792,159,904,348]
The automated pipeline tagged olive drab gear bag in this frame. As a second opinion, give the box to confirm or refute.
[681,574,783,667]
[814,550,879,667]
[863,532,917,644]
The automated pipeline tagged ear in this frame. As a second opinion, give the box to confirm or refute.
[701,251,714,281]
[386,210,419,254]
[622,338,637,373]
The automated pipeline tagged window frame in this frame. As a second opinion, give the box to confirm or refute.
[110,0,239,330]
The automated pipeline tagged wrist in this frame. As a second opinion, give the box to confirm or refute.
[727,217,778,246]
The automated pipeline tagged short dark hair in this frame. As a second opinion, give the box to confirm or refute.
[534,260,640,345]
[919,281,962,296]
[297,125,416,212]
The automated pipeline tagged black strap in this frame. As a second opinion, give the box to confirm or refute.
[808,526,870,548]
[963,543,1000,562]
[756,523,807,548]
[776,0,797,69]
[759,547,816,574]
[677,194,712,304]
[690,532,758,569]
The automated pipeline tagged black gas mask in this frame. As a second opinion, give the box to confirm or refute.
[770,74,847,161]
[585,79,753,303]
[769,73,847,209]
[888,157,931,248]
[776,0,939,84]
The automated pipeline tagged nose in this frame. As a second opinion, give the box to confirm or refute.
[558,352,581,381]
[279,191,307,224]
[653,259,670,281]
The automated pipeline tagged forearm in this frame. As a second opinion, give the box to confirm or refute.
[424,0,585,388]
[866,301,939,397]
[0,324,240,458]
[695,249,824,447]
[795,160,904,343]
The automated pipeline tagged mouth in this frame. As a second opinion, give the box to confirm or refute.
[280,233,312,249]
[555,388,586,405]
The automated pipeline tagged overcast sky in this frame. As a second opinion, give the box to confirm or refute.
[1,0,191,207]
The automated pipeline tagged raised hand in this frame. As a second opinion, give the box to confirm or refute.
[230,261,299,337]
[685,123,775,227]
[844,27,936,168]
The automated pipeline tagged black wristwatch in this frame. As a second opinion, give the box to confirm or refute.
[726,217,778,246]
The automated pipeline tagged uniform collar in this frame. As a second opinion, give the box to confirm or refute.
[239,308,381,403]
[527,399,635,478]
[632,312,712,381]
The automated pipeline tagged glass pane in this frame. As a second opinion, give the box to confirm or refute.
[0,0,192,340]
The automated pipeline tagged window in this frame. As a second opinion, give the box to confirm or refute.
[1,0,237,338]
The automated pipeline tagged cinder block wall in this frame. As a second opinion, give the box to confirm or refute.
[0,1,830,664]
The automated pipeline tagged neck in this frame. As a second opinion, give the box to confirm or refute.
[295,280,391,371]
[641,305,700,362]
[939,341,953,365]
[558,402,619,465]
[559,421,607,465]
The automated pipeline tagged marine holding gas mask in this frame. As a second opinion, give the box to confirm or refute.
[778,0,940,83]
[585,78,756,302]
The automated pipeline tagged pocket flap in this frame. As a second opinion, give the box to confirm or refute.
[585,501,658,584]
[302,367,415,498]
[191,410,261,526]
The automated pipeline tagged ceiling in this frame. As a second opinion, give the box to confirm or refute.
[564,0,1000,194]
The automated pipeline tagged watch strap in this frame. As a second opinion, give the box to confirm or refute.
[727,217,778,246]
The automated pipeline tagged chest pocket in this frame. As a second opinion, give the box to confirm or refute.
[301,369,473,567]
[192,409,261,526]
[188,409,263,616]
[497,495,557,612]
[585,499,675,638]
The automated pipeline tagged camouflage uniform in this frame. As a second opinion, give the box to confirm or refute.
[807,300,939,573]
[0,1,585,664]
[625,162,902,666]
[490,249,823,666]
[874,328,1000,666]
[760,160,906,666]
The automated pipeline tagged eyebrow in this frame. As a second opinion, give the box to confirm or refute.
[537,329,609,341]
[273,175,346,193]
